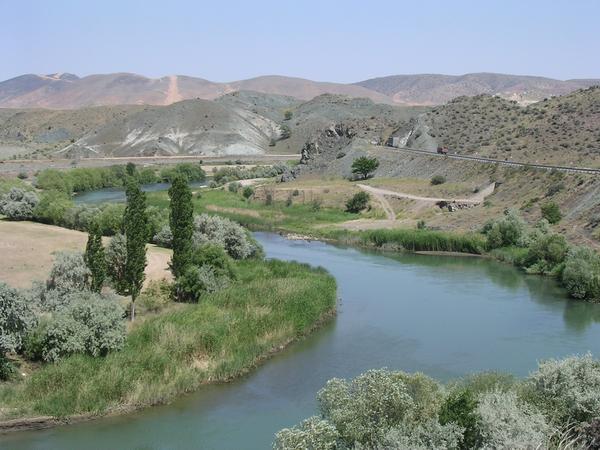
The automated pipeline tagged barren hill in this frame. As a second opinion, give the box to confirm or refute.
[403,86,600,166]
[356,73,600,105]
[0,91,422,159]
[1,72,598,109]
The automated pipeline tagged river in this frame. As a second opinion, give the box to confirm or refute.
[73,180,209,204]
[4,232,600,449]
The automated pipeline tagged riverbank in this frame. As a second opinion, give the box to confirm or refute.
[0,258,337,431]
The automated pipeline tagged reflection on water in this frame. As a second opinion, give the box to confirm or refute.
[5,232,600,450]
[73,180,209,204]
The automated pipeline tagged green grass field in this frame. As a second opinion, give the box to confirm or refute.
[147,188,355,235]
[0,259,336,419]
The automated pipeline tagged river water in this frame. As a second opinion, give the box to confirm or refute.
[4,232,600,450]
[73,180,209,204]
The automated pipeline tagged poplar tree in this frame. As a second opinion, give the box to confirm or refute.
[124,177,147,321]
[84,220,106,292]
[168,174,194,278]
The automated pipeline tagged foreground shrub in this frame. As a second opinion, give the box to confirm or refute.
[273,417,339,450]
[345,191,370,213]
[317,369,417,445]
[0,187,39,220]
[173,265,231,302]
[0,283,37,372]
[47,251,91,293]
[26,291,125,362]
[378,420,463,450]
[439,388,481,450]
[525,354,600,425]
[561,247,600,300]
[153,224,173,247]
[477,390,549,449]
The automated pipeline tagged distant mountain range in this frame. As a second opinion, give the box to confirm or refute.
[1,72,598,109]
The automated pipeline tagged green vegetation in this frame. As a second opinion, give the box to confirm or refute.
[430,174,447,185]
[123,178,148,321]
[84,221,106,292]
[212,164,287,186]
[351,156,379,180]
[0,188,39,220]
[359,228,485,254]
[0,259,336,419]
[275,355,600,449]
[541,201,562,224]
[345,191,370,213]
[34,163,205,195]
[168,176,194,278]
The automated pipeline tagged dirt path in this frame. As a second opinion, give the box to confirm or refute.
[357,182,495,204]
[0,221,171,288]
[165,75,182,104]
[367,189,395,220]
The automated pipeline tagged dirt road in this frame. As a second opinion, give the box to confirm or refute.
[357,182,495,204]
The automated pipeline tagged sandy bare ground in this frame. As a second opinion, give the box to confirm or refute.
[365,189,396,220]
[0,221,172,289]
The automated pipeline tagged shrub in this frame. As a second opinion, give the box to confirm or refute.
[378,420,463,450]
[26,291,126,362]
[192,214,262,259]
[47,251,91,293]
[173,265,230,302]
[284,110,293,121]
[153,224,173,247]
[191,243,236,280]
[96,203,125,235]
[280,124,291,139]
[33,190,73,225]
[137,280,172,313]
[242,186,254,200]
[483,210,528,249]
[274,417,339,450]
[317,369,416,445]
[439,389,481,450]
[525,354,600,425]
[541,201,562,224]
[477,390,550,449]
[35,168,73,193]
[228,181,241,193]
[417,220,427,230]
[561,247,600,300]
[345,191,370,213]
[0,283,37,367]
[430,175,447,185]
[0,187,39,220]
[523,233,568,275]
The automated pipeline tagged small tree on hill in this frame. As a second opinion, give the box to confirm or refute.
[124,177,148,321]
[169,175,194,278]
[85,220,106,292]
[351,157,379,180]
[541,202,562,224]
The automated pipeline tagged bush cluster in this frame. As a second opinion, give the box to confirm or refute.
[212,164,287,185]
[275,355,600,449]
[0,188,39,220]
[345,191,370,213]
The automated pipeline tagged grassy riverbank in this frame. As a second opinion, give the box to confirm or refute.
[0,259,336,421]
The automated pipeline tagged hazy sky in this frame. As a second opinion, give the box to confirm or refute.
[3,0,599,82]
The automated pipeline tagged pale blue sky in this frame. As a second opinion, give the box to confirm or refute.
[2,0,599,82]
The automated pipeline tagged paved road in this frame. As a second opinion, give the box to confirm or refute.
[380,146,600,175]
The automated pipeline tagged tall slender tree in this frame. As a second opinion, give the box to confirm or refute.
[124,176,147,321]
[84,220,106,292]
[168,174,194,278]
